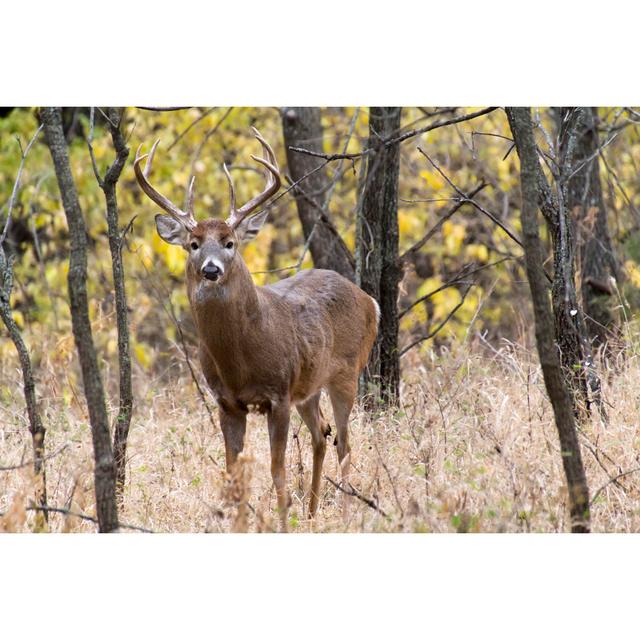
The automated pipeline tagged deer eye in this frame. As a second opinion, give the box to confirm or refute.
[225,240,234,249]
[190,241,199,251]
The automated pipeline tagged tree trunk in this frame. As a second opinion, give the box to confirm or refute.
[559,107,620,347]
[281,107,355,281]
[508,107,590,533]
[99,108,133,502]
[0,254,48,526]
[506,108,599,415]
[41,107,119,533]
[357,107,402,406]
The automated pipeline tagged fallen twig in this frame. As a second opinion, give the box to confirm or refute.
[590,466,640,506]
[325,476,388,518]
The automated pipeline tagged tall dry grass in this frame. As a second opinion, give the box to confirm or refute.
[1,331,639,533]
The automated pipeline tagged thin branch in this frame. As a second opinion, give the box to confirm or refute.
[25,505,154,533]
[135,106,192,112]
[325,476,388,518]
[168,107,217,151]
[400,285,474,357]
[189,107,234,184]
[563,130,621,184]
[399,257,513,319]
[471,131,513,143]
[599,148,640,225]
[399,183,487,262]
[590,466,640,506]
[0,124,44,245]
[417,147,523,248]
[289,107,498,162]
[87,107,103,188]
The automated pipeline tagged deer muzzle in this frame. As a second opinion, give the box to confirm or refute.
[202,261,223,282]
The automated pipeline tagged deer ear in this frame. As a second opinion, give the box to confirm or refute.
[234,210,269,243]
[155,214,188,246]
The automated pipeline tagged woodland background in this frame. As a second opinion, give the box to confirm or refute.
[1,106,639,533]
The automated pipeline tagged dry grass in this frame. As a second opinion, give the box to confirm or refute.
[2,335,640,533]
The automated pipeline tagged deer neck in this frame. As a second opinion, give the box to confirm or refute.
[188,256,261,353]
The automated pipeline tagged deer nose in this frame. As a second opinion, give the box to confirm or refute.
[202,262,222,281]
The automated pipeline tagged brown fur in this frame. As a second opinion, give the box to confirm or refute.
[178,220,378,529]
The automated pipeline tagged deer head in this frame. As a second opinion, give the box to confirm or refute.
[133,128,281,286]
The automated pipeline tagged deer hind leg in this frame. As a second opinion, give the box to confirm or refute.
[268,401,291,532]
[327,378,357,519]
[296,392,329,518]
[219,403,247,471]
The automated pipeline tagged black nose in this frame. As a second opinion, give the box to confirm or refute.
[202,263,221,281]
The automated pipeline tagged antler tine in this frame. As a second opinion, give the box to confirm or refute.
[133,140,197,231]
[251,126,277,165]
[186,175,196,216]
[145,139,161,179]
[225,128,281,225]
[223,163,238,225]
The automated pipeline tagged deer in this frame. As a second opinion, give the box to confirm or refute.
[134,128,379,530]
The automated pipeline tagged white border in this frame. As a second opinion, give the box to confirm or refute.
[2,534,637,638]
[2,1,637,636]
[3,0,637,105]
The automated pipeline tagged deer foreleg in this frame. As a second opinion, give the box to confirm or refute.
[268,401,291,532]
[219,403,247,471]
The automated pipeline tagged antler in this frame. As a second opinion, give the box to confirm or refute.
[134,140,197,231]
[224,127,281,228]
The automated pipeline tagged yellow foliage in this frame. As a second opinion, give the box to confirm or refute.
[12,310,24,329]
[625,260,640,288]
[0,340,16,361]
[398,211,421,237]
[133,341,152,370]
[3,105,638,372]
[152,233,185,276]
[106,337,117,356]
[419,169,445,192]
[53,335,74,365]
[442,220,465,256]
[465,244,489,262]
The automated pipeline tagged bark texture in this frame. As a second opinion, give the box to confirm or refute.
[507,108,599,413]
[559,107,620,347]
[41,107,119,532]
[0,252,47,521]
[508,107,590,532]
[281,107,355,281]
[99,108,133,501]
[357,107,402,405]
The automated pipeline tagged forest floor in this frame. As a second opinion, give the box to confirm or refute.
[1,337,640,533]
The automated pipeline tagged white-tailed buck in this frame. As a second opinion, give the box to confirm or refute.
[134,128,378,530]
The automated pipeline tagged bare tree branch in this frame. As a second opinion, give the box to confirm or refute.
[399,257,513,319]
[399,182,487,263]
[590,466,640,506]
[25,505,154,533]
[0,124,44,244]
[135,106,191,112]
[400,284,474,357]
[168,107,217,151]
[325,476,388,518]
[189,107,234,187]
[289,107,498,162]
[0,122,48,520]
[417,147,523,248]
